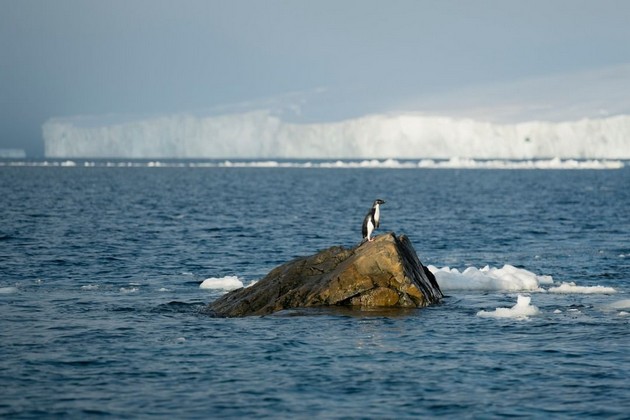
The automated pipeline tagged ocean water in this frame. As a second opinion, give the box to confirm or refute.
[1,162,629,418]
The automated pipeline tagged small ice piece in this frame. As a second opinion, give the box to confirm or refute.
[199,276,243,290]
[548,282,616,294]
[477,294,540,319]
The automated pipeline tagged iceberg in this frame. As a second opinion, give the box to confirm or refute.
[477,295,540,319]
[43,111,630,159]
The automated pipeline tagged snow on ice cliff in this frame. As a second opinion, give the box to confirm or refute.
[43,111,630,159]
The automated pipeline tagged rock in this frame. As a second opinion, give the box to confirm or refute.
[207,233,443,317]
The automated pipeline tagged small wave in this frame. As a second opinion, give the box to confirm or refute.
[429,264,552,292]
[548,282,617,294]
[153,301,206,314]
[0,286,18,294]
[477,295,540,319]
[199,275,244,290]
[119,287,139,293]
[606,299,630,310]
[81,284,99,290]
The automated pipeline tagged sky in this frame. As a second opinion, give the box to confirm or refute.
[2,0,630,156]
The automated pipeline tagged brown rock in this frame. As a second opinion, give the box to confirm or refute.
[207,233,443,317]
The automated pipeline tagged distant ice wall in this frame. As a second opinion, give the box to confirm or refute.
[0,149,26,158]
[43,111,630,159]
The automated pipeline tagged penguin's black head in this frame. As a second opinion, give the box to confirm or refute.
[374,199,385,206]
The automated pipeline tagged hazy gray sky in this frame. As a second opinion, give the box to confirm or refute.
[2,0,630,156]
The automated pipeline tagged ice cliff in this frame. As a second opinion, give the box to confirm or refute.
[43,111,630,159]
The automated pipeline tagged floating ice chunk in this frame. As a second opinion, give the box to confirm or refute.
[428,264,551,292]
[199,276,243,290]
[548,282,616,294]
[477,295,540,319]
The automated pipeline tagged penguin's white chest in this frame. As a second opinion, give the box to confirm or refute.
[365,217,375,238]
[373,204,380,226]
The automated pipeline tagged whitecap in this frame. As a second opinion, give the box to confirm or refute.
[477,295,540,319]
[120,287,138,293]
[246,280,258,288]
[158,287,170,292]
[607,299,630,309]
[0,286,18,294]
[81,284,99,290]
[199,276,243,290]
[428,264,552,292]
[605,299,630,310]
[548,282,616,294]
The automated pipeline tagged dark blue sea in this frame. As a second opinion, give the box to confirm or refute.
[1,162,629,418]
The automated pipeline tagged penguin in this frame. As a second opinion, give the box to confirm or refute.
[362,199,385,242]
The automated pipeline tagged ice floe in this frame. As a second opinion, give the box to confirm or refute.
[548,282,617,294]
[477,294,540,319]
[199,276,244,290]
[428,264,553,292]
